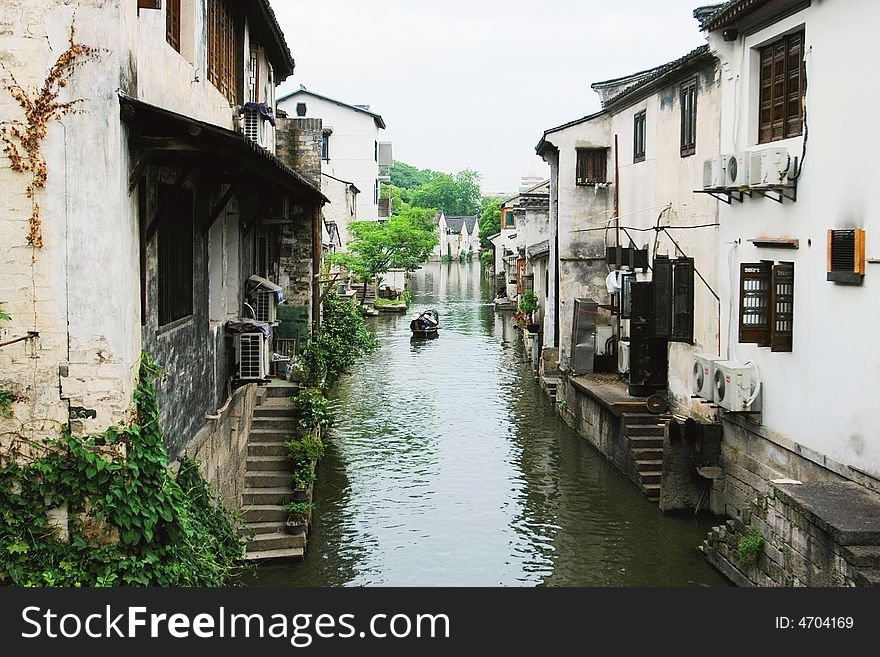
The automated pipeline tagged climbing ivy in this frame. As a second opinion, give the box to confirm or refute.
[0,353,245,587]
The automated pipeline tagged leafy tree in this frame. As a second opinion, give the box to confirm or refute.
[410,169,482,216]
[330,208,439,305]
[381,183,412,215]
[391,161,435,189]
[304,292,379,389]
[478,195,503,248]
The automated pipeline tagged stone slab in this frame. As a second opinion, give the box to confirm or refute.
[773,481,880,546]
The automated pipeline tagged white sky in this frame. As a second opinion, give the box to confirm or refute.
[270,0,709,194]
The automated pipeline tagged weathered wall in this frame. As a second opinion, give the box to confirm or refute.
[182,383,258,510]
[542,116,615,370]
[702,482,880,587]
[709,1,880,479]
[320,174,357,247]
[608,62,722,421]
[0,1,139,449]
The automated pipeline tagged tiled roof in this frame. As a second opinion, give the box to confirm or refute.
[527,240,550,260]
[277,87,386,129]
[700,0,775,31]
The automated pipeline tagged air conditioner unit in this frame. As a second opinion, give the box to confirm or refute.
[723,152,749,189]
[235,332,269,381]
[254,290,277,324]
[712,360,761,412]
[617,340,631,374]
[242,108,263,147]
[692,354,723,399]
[749,148,793,188]
[702,156,725,190]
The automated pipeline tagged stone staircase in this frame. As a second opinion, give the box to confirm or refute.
[349,283,377,306]
[241,385,307,561]
[622,413,668,503]
[541,376,561,404]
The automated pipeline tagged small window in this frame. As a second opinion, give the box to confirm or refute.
[166,0,181,52]
[296,102,307,117]
[633,110,646,163]
[503,210,515,228]
[576,148,607,185]
[827,229,865,284]
[759,30,805,144]
[680,77,697,157]
[321,133,330,160]
[374,180,379,205]
[653,256,694,343]
[157,185,194,326]
[374,140,378,162]
[738,261,794,351]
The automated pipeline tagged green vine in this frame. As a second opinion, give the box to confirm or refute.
[737,526,765,568]
[0,353,245,587]
[0,22,101,248]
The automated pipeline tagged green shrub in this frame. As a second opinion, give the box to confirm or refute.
[291,388,334,432]
[518,290,539,315]
[284,501,314,517]
[286,432,325,466]
[738,527,765,568]
[291,464,316,490]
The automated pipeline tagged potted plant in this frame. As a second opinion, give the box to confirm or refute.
[291,463,316,501]
[284,501,314,534]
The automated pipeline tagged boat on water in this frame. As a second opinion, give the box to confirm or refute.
[410,309,439,338]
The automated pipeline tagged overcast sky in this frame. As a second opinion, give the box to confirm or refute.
[271,0,709,194]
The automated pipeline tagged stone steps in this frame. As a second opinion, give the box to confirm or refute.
[627,436,664,450]
[622,413,665,425]
[631,447,663,461]
[252,417,299,431]
[643,484,661,501]
[244,521,287,536]
[247,531,306,553]
[246,471,293,488]
[639,471,662,486]
[248,441,289,457]
[244,546,304,561]
[254,402,296,418]
[247,455,292,471]
[243,487,297,506]
[243,505,288,523]
[623,413,667,504]
[636,459,663,474]
[625,424,666,437]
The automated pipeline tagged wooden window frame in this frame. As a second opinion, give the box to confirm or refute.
[576,148,608,186]
[503,209,515,228]
[321,133,330,161]
[166,0,181,52]
[827,228,866,284]
[157,184,194,327]
[633,110,646,163]
[759,30,805,144]
[208,0,239,104]
[653,256,694,343]
[739,261,794,351]
[680,77,697,157]
[138,0,162,10]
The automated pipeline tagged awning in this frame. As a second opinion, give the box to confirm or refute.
[527,239,550,260]
[119,93,329,204]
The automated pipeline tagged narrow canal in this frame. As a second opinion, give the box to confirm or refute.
[251,261,728,586]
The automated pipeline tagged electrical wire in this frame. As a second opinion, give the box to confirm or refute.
[570,222,719,234]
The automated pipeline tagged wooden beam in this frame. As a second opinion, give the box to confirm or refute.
[202,184,237,231]
[145,167,190,241]
[128,151,153,195]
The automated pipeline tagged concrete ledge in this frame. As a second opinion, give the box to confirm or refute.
[568,373,648,418]
[773,481,880,546]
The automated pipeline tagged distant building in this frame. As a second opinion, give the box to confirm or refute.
[277,87,392,226]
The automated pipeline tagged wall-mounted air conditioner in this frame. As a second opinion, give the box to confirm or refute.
[749,148,793,188]
[254,290,277,324]
[713,360,761,412]
[723,152,749,189]
[618,339,631,374]
[242,108,263,147]
[702,157,725,190]
[692,354,723,399]
[235,332,269,381]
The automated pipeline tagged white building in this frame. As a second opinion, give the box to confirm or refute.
[0,1,325,498]
[277,87,392,225]
[701,0,880,508]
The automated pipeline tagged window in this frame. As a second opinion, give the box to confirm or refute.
[576,148,607,185]
[633,110,646,162]
[208,0,237,103]
[652,256,694,343]
[374,180,379,205]
[738,261,794,351]
[166,0,181,52]
[503,209,515,228]
[248,45,260,103]
[321,133,330,160]
[157,185,194,326]
[680,77,697,157]
[296,102,307,117]
[759,30,805,143]
[374,140,378,162]
[827,229,866,284]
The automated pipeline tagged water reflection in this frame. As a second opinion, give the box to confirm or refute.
[250,261,727,587]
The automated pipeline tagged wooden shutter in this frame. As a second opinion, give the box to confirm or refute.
[138,0,162,9]
[671,258,694,343]
[827,229,866,284]
[759,31,804,143]
[770,262,794,352]
[166,0,180,52]
[739,262,772,345]
[653,256,672,339]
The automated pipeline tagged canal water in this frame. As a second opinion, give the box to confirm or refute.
[251,261,728,587]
